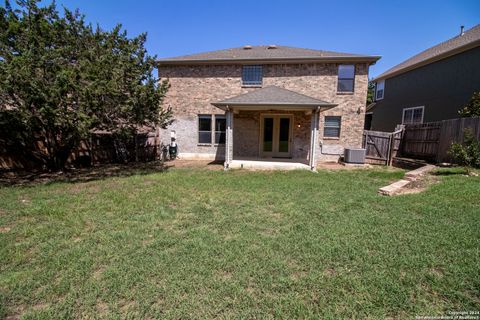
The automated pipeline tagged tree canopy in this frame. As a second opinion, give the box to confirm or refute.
[458,91,480,118]
[0,0,172,169]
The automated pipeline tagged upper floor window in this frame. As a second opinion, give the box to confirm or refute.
[376,80,385,100]
[402,106,424,125]
[242,65,263,86]
[337,65,355,93]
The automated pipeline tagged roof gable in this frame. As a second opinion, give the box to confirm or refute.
[375,24,480,81]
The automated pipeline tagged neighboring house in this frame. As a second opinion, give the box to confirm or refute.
[157,45,380,169]
[368,25,480,132]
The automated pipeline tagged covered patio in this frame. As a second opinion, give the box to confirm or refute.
[212,86,336,171]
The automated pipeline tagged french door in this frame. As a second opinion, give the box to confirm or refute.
[260,115,293,158]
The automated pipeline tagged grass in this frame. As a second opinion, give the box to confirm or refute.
[0,166,479,318]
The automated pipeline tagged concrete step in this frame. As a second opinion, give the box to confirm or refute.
[378,179,411,196]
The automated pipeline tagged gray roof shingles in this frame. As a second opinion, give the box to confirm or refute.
[158,45,380,64]
[212,86,336,107]
[375,24,480,80]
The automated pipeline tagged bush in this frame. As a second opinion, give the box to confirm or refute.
[449,129,480,171]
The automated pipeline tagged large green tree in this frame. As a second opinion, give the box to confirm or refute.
[458,91,480,118]
[0,0,172,170]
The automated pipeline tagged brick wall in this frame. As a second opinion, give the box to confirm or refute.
[158,63,369,162]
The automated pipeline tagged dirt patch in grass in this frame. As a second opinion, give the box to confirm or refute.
[166,160,223,170]
[323,268,337,277]
[92,266,106,280]
[0,226,11,233]
[429,268,444,278]
[290,271,307,281]
[396,173,440,195]
[119,299,136,313]
[216,270,233,281]
[96,300,109,315]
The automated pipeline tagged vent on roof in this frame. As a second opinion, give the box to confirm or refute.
[243,45,252,50]
[460,25,465,36]
[267,45,277,49]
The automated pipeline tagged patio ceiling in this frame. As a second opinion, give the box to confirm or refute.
[212,86,337,111]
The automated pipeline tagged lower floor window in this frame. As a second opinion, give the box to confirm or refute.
[198,115,212,144]
[402,106,424,124]
[324,116,341,138]
[198,114,226,144]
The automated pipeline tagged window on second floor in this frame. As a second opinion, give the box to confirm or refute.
[402,106,424,125]
[376,80,385,100]
[337,65,355,93]
[242,65,263,86]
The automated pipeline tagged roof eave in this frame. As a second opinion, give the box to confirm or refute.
[212,102,338,111]
[373,39,480,82]
[158,56,381,66]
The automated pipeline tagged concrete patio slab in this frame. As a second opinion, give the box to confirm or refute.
[229,159,311,171]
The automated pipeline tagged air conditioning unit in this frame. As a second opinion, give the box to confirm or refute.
[344,148,366,164]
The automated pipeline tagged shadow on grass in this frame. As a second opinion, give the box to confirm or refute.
[0,161,170,187]
[432,167,469,176]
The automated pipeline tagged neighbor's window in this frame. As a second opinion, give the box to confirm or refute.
[337,65,355,93]
[402,106,424,125]
[198,115,212,144]
[324,116,341,138]
[242,65,263,86]
[376,80,385,100]
[215,115,226,144]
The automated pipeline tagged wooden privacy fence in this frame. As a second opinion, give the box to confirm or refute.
[402,117,480,163]
[362,129,403,165]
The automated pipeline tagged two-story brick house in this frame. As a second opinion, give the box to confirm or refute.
[157,45,380,170]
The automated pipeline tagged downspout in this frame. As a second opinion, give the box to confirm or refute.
[224,105,230,170]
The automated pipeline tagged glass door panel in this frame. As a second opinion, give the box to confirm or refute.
[278,117,290,153]
[263,117,273,152]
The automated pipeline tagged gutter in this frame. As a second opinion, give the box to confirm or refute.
[157,56,381,66]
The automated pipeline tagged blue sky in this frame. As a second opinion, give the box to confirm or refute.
[40,0,479,78]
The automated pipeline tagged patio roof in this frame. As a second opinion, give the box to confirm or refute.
[212,86,337,110]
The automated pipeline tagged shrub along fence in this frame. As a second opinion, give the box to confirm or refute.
[401,117,480,163]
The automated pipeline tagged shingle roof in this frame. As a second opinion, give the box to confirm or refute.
[212,86,336,108]
[158,45,380,65]
[375,24,480,80]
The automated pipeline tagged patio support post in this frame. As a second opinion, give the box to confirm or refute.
[309,107,320,171]
[224,106,233,170]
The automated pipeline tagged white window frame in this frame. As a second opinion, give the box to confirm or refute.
[375,80,385,100]
[402,106,424,125]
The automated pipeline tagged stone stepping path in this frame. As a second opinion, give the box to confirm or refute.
[379,164,436,196]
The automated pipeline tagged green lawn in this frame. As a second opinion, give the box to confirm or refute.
[0,167,479,319]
